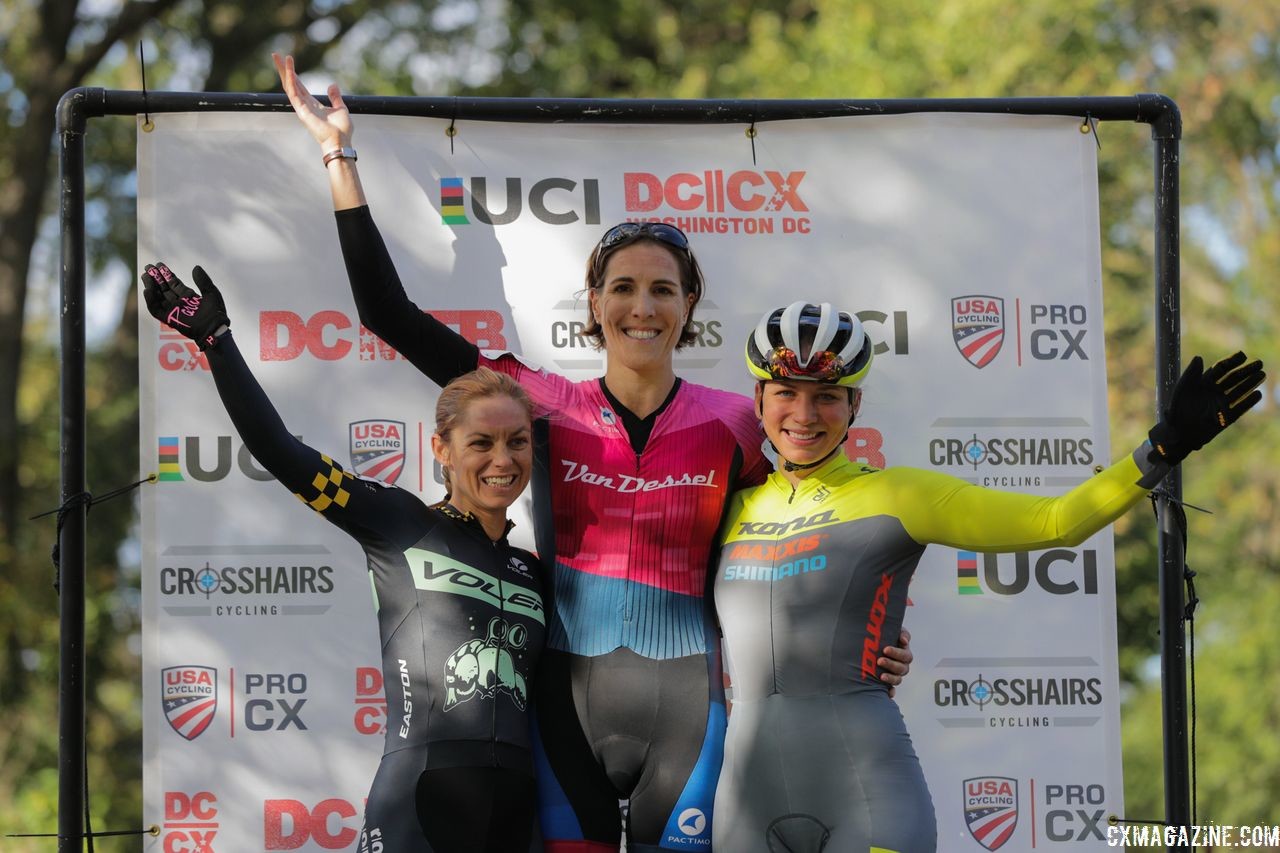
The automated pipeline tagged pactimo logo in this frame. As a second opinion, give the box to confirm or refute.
[957,548,1099,596]
[158,546,335,619]
[440,176,600,225]
[929,434,1094,470]
[664,806,711,847]
[260,309,506,361]
[933,658,1105,730]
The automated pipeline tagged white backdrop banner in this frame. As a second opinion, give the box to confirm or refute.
[139,111,1120,852]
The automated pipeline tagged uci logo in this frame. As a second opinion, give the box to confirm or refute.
[678,808,707,837]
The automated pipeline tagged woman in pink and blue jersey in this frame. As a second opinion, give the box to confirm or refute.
[274,54,911,852]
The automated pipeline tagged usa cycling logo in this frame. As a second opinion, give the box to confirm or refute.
[952,296,1005,368]
[963,776,1019,850]
[162,665,218,741]
[349,419,405,485]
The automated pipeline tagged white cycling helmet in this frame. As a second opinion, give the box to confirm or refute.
[745,302,873,387]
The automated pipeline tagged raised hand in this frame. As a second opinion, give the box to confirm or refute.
[1148,351,1266,465]
[141,263,230,351]
[272,52,353,152]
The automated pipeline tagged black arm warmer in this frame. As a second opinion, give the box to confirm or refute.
[334,206,480,386]
[203,332,425,544]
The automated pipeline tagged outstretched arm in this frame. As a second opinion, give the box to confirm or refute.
[142,263,422,539]
[273,52,366,211]
[898,351,1264,551]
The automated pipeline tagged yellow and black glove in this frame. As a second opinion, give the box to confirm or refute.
[1147,351,1265,466]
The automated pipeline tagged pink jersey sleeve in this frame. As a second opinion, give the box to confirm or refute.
[478,350,579,419]
[691,384,770,488]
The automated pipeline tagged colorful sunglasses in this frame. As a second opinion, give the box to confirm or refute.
[766,346,847,382]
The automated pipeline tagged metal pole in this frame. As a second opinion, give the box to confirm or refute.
[1149,97,1191,847]
[56,88,90,853]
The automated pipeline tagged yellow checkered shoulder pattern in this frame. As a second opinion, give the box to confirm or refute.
[293,453,353,514]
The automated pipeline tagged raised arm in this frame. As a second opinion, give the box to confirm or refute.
[333,206,480,386]
[273,52,481,386]
[273,52,366,211]
[142,263,424,541]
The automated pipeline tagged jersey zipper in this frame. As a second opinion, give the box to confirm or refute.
[492,538,503,768]
[621,450,641,628]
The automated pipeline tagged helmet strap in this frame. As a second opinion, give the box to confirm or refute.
[777,432,848,473]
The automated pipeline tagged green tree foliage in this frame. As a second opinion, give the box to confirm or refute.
[2,0,1276,845]
[481,0,1280,826]
[0,1,479,848]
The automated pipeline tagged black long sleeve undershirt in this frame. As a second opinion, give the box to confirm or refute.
[335,205,479,386]
[203,332,427,547]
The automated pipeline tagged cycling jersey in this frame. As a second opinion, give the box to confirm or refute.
[712,449,1165,853]
[335,206,770,849]
[205,335,545,852]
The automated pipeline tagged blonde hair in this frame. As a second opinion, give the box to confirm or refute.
[435,367,534,496]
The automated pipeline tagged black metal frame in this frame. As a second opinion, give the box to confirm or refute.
[55,89,1189,852]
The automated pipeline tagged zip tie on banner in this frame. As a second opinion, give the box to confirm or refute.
[1079,113,1100,150]
[30,474,158,593]
[446,97,459,155]
[139,40,154,132]
[746,114,759,166]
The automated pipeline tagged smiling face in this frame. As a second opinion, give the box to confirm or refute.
[431,394,533,526]
[756,380,860,476]
[588,242,695,377]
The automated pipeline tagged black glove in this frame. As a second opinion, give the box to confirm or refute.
[1147,351,1265,465]
[141,263,230,351]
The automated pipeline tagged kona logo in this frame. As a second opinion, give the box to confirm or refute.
[735,510,838,536]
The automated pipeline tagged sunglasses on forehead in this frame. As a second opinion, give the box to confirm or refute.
[597,222,691,252]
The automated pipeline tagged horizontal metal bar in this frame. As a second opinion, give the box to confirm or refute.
[70,87,1176,130]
